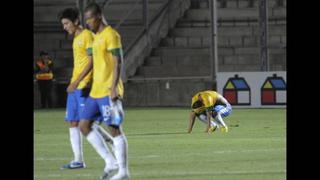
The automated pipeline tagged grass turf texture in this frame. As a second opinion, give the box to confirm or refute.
[34,108,286,180]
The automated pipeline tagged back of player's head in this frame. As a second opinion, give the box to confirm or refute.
[58,8,79,23]
[192,100,203,109]
[85,2,102,16]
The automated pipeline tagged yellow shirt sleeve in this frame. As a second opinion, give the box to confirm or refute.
[84,31,93,56]
[106,30,122,51]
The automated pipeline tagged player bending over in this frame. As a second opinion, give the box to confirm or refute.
[188,90,232,134]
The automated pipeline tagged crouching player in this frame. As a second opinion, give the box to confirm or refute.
[188,90,232,134]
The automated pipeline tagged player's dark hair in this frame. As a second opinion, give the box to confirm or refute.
[85,2,102,16]
[192,100,203,109]
[58,8,79,23]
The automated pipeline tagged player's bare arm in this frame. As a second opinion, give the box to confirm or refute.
[188,111,196,133]
[205,110,212,133]
[216,93,229,105]
[110,49,122,101]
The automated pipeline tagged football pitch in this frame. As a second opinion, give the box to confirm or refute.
[34,108,286,180]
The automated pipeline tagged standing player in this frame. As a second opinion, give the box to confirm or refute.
[188,90,232,133]
[79,3,129,180]
[59,8,113,170]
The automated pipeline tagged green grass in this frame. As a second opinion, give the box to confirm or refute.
[34,108,286,180]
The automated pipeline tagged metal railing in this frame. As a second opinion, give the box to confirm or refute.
[124,0,172,55]
[124,0,215,83]
[87,0,171,55]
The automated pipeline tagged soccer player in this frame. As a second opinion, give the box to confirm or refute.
[188,90,232,134]
[79,3,129,180]
[58,8,113,170]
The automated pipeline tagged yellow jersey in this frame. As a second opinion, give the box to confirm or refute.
[71,29,94,89]
[90,26,124,98]
[191,90,218,114]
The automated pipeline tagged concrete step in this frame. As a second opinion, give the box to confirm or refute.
[220,53,286,66]
[35,26,139,50]
[34,0,75,5]
[221,54,259,65]
[152,47,211,56]
[34,5,74,22]
[221,0,286,9]
[206,63,285,72]
[185,8,286,21]
[160,37,212,47]
[137,65,211,77]
[145,55,211,66]
[117,27,144,38]
[104,9,158,22]
[123,79,215,107]
[34,22,65,33]
[35,1,163,22]
[269,54,286,64]
[219,64,286,72]
[152,47,217,56]
[218,64,261,72]
[254,25,286,36]
[190,0,286,9]
[270,64,286,71]
[144,56,163,66]
[103,1,165,11]
[152,46,285,56]
[34,32,69,41]
[176,17,286,27]
[34,0,166,7]
[145,54,285,67]
[161,35,286,47]
[169,25,286,37]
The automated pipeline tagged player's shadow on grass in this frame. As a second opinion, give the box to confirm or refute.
[126,125,239,136]
[127,132,187,136]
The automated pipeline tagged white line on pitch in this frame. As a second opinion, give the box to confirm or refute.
[35,148,285,161]
[35,169,286,178]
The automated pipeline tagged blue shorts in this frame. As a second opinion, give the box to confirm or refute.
[214,104,232,118]
[196,104,232,119]
[80,96,124,126]
[65,89,103,122]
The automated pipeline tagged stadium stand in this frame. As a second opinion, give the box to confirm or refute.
[34,0,286,108]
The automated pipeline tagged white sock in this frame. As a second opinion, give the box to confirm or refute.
[212,120,221,128]
[198,115,218,127]
[92,123,115,154]
[113,134,129,174]
[92,123,114,143]
[210,120,218,127]
[215,113,227,127]
[86,130,116,165]
[69,127,83,162]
